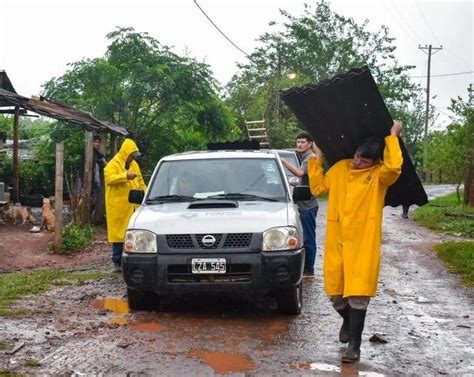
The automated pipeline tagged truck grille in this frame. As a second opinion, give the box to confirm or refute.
[166,233,253,249]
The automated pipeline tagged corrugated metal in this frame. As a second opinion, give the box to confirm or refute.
[0,88,129,136]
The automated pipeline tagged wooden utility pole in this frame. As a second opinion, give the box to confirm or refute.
[12,106,20,203]
[82,131,94,223]
[419,44,442,180]
[54,142,64,252]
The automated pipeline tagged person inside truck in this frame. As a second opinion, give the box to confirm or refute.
[175,173,195,197]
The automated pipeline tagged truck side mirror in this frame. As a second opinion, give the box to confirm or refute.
[292,185,312,202]
[128,189,145,204]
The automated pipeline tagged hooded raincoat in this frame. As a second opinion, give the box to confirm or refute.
[104,139,147,243]
[308,135,402,297]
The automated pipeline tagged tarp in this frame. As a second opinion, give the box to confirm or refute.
[280,66,428,207]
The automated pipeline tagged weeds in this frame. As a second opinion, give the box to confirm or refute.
[24,359,42,368]
[62,223,94,253]
[0,269,111,317]
[434,242,474,286]
[413,193,474,237]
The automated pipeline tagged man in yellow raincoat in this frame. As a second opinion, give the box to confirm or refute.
[104,138,147,272]
[308,121,403,363]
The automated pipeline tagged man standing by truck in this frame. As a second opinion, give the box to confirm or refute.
[281,131,319,277]
[104,138,147,272]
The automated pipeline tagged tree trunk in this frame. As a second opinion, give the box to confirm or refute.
[464,147,474,207]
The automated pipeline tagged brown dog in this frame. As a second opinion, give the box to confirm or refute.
[3,206,36,225]
[41,199,55,232]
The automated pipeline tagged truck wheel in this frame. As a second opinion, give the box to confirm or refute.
[127,288,159,311]
[276,282,302,315]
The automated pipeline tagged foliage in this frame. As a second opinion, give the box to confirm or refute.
[424,86,473,202]
[25,359,42,368]
[0,269,111,317]
[62,223,94,252]
[43,27,240,173]
[434,241,474,286]
[413,193,474,237]
[225,2,418,148]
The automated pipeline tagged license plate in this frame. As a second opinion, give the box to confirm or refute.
[191,258,226,274]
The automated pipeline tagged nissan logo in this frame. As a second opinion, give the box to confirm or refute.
[201,235,216,247]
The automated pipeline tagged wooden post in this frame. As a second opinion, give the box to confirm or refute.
[82,131,94,223]
[54,142,64,252]
[93,132,107,224]
[12,106,20,203]
[110,134,119,155]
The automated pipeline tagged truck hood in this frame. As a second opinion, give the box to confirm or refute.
[129,201,291,234]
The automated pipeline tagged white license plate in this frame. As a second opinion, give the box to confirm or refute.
[191,258,226,274]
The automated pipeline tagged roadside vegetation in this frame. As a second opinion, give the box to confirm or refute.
[0,269,112,317]
[414,193,474,237]
[414,192,474,285]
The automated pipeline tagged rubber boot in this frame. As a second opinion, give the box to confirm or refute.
[342,308,366,363]
[336,305,351,343]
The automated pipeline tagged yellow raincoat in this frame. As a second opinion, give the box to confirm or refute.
[104,139,147,243]
[308,136,403,297]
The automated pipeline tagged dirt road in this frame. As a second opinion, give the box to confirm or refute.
[1,185,472,376]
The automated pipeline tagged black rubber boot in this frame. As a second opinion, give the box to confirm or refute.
[342,308,367,363]
[336,305,351,343]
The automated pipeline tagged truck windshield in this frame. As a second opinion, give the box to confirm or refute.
[147,158,288,202]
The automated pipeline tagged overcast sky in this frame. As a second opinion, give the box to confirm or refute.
[1,0,472,127]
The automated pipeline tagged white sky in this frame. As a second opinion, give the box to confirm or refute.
[1,0,473,128]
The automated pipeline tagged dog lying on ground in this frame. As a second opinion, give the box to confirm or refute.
[41,198,55,232]
[3,206,36,225]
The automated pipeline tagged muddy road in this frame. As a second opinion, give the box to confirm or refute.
[1,185,472,376]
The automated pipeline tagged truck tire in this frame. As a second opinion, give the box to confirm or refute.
[275,282,302,315]
[127,288,159,311]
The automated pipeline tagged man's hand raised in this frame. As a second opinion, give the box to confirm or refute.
[390,120,403,137]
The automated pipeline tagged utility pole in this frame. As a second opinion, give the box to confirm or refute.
[418,44,442,181]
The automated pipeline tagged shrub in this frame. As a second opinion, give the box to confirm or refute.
[62,223,93,252]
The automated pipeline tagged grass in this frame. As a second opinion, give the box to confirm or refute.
[0,369,23,377]
[0,269,112,317]
[0,340,13,350]
[24,359,41,368]
[434,242,474,286]
[413,193,474,237]
[413,192,474,286]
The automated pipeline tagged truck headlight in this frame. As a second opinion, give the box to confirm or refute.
[262,227,300,251]
[124,230,157,253]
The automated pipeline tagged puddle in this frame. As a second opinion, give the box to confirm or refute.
[90,298,129,314]
[187,349,256,374]
[292,362,385,376]
[406,314,451,324]
[130,322,164,331]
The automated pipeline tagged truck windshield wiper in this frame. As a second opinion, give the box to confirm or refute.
[207,193,279,202]
[146,195,197,203]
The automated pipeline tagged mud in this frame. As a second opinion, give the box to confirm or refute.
[0,185,472,376]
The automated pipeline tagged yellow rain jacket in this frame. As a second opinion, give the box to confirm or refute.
[104,139,147,243]
[308,136,403,297]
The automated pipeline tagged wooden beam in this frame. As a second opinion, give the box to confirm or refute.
[93,132,107,224]
[54,142,64,252]
[12,106,20,203]
[82,131,94,223]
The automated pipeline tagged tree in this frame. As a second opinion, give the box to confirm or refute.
[225,2,418,148]
[449,85,474,206]
[43,27,239,174]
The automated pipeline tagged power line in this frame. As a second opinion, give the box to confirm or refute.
[414,1,442,46]
[193,0,249,57]
[410,70,474,78]
[389,0,425,43]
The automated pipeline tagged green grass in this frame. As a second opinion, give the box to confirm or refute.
[413,193,474,237]
[434,241,474,286]
[0,340,13,350]
[0,270,112,317]
[24,359,41,368]
[0,368,23,377]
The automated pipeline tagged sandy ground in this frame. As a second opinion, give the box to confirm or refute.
[0,185,472,376]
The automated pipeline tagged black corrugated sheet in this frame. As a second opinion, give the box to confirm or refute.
[280,66,428,208]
